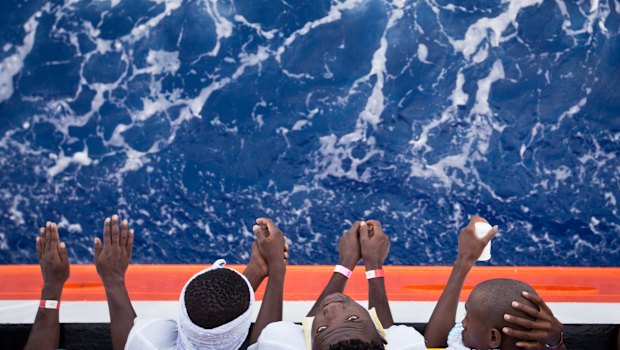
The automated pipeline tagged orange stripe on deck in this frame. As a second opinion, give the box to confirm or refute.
[1,265,619,302]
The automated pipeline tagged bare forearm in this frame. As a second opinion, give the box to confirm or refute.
[244,264,267,291]
[306,273,349,317]
[424,259,473,347]
[368,277,393,328]
[24,284,63,350]
[104,282,137,350]
[249,264,285,344]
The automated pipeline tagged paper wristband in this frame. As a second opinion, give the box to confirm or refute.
[365,269,385,279]
[334,265,353,278]
[39,300,60,309]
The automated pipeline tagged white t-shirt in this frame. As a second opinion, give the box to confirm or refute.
[248,321,426,350]
[125,317,178,350]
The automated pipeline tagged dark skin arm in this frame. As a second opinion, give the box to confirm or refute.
[243,225,288,291]
[248,218,287,344]
[94,215,136,350]
[25,222,70,350]
[503,291,566,350]
[424,215,498,348]
[307,221,362,317]
[360,220,393,328]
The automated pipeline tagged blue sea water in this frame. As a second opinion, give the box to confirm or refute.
[0,0,618,266]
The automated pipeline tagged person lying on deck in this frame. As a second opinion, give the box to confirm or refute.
[250,220,426,350]
[24,221,70,350]
[94,215,288,350]
[424,215,566,350]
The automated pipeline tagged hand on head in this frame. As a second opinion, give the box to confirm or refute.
[457,215,497,264]
[503,291,564,349]
[94,215,134,287]
[36,222,70,291]
[360,220,390,270]
[251,218,287,275]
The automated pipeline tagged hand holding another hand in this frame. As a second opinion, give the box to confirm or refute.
[360,220,390,270]
[252,218,287,274]
[337,221,362,271]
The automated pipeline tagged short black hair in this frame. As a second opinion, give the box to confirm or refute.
[328,339,384,350]
[184,268,250,329]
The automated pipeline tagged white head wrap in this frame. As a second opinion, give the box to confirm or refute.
[176,259,255,350]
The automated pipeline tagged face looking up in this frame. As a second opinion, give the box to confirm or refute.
[311,293,385,350]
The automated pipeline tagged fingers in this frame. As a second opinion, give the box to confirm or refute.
[127,229,134,261]
[111,215,120,246]
[483,225,499,243]
[360,221,370,242]
[45,222,53,252]
[512,301,543,319]
[502,327,545,341]
[103,217,111,246]
[253,224,267,240]
[94,237,102,259]
[348,221,361,235]
[504,313,549,330]
[58,242,69,264]
[50,223,59,253]
[514,341,543,349]
[39,227,46,253]
[522,291,552,314]
[121,220,129,248]
[257,217,280,238]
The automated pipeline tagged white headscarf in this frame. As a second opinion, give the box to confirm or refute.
[176,259,255,350]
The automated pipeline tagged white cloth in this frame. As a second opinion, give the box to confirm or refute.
[446,323,470,350]
[125,318,178,350]
[248,321,426,350]
[125,259,255,350]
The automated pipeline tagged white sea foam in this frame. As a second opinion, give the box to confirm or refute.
[417,43,431,64]
[203,0,234,56]
[47,148,93,177]
[234,15,277,40]
[0,10,42,103]
[450,0,543,62]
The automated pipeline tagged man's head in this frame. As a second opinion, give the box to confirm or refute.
[311,293,386,350]
[184,268,251,329]
[462,278,537,350]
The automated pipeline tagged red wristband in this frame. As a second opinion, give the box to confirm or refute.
[39,300,60,310]
[365,269,385,279]
[334,265,353,278]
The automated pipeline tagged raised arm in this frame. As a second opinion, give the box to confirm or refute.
[248,218,287,344]
[24,222,70,350]
[94,215,136,350]
[306,221,362,317]
[360,220,393,328]
[424,215,497,348]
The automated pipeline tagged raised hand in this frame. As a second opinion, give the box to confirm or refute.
[360,220,390,270]
[94,215,136,350]
[94,215,134,287]
[36,221,70,294]
[25,222,70,350]
[503,291,565,349]
[337,221,362,270]
[457,215,497,265]
[253,218,287,270]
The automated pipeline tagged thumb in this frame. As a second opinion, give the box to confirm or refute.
[94,237,102,259]
[360,221,370,242]
[58,242,69,264]
[483,225,499,243]
[253,225,267,240]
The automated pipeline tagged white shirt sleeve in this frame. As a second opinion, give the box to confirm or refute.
[124,317,178,350]
[248,321,306,350]
[384,325,427,350]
